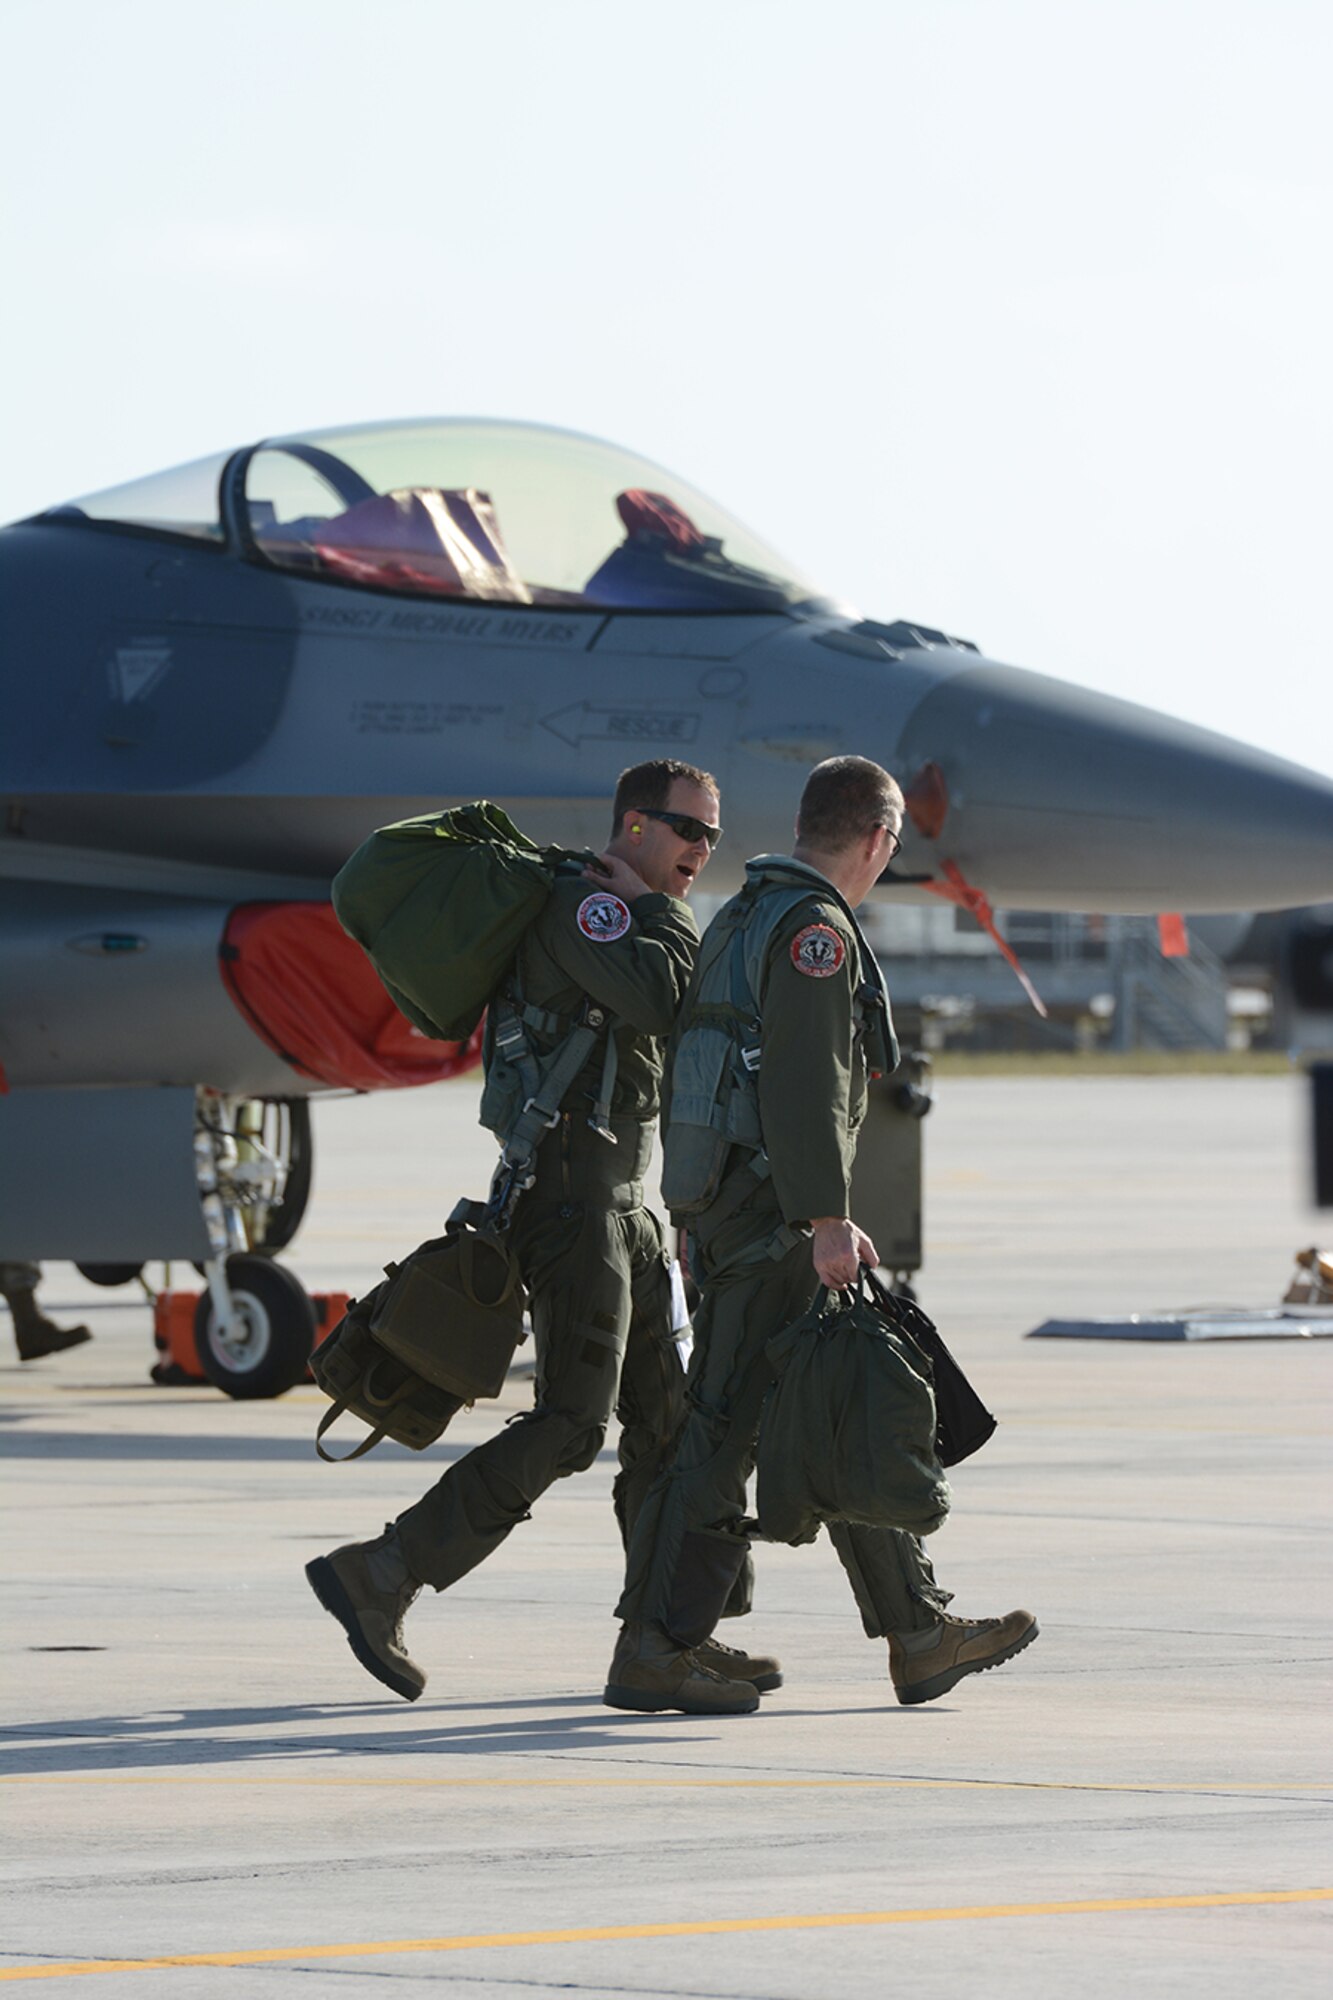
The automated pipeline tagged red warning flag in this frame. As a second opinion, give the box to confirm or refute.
[924,860,1049,1019]
[1157,913,1190,958]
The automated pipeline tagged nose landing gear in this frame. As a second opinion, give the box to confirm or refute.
[192,1253,317,1399]
[191,1095,318,1399]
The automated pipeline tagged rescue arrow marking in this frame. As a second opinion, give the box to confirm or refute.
[539,701,700,746]
[1,1891,1328,1980]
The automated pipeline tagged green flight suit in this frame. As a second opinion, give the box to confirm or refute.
[616,858,952,1642]
[396,875,698,1593]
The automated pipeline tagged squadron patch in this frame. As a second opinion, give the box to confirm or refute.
[577,892,632,943]
[791,923,845,978]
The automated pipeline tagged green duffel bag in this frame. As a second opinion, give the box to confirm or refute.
[755,1271,952,1544]
[311,1224,526,1461]
[332,799,581,1043]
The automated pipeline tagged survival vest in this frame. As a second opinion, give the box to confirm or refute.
[660,856,897,1220]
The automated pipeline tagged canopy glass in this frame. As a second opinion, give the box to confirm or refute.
[62,419,824,614]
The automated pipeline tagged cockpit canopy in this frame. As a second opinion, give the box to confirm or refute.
[56,418,826,615]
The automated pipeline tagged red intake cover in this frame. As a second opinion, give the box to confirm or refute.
[220,901,483,1090]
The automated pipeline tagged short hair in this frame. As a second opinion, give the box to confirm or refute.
[611,759,719,835]
[796,756,904,852]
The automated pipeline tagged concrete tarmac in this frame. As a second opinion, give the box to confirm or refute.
[2,1074,1330,1995]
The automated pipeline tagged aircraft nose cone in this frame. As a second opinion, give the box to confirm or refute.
[895,660,1333,913]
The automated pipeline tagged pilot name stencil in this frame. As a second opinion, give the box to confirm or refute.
[300,603,587,648]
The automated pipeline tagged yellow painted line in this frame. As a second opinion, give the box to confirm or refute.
[2,1773,1330,1794]
[0,1890,1327,1981]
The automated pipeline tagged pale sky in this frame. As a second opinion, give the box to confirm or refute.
[3,0,1329,776]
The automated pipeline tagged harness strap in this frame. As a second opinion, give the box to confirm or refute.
[695,1154,773,1232]
[517,1000,568,1039]
[735,1219,813,1266]
[486,998,622,1227]
[491,997,542,1102]
[502,1014,605,1165]
[588,1026,620,1143]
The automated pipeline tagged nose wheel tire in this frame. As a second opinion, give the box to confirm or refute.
[193,1254,316,1400]
[75,1263,144,1288]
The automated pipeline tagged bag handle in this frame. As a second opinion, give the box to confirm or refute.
[315,1400,388,1463]
[456,1227,522,1309]
[859,1263,890,1306]
[859,1262,932,1336]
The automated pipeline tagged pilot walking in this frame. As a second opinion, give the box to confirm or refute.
[307,759,770,1705]
[604,756,1037,1713]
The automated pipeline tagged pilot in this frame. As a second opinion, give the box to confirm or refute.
[1,1263,91,1362]
[603,756,1038,1714]
[307,759,773,1706]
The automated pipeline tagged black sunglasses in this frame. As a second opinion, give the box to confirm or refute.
[636,807,723,850]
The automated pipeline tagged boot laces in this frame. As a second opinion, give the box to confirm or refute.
[389,1582,421,1647]
[683,1649,738,1686]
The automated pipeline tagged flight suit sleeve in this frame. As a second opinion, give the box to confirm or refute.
[546,887,700,1036]
[756,905,858,1225]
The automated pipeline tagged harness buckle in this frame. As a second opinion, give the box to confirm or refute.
[486,1158,535,1232]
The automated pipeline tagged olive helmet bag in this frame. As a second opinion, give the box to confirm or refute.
[310,1285,467,1461]
[369,1223,525,1401]
[860,1267,997,1467]
[310,1222,526,1461]
[755,1272,952,1544]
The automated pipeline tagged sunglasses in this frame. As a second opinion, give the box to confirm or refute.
[636,807,723,851]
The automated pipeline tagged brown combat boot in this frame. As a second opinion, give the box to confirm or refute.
[889,1610,1038,1705]
[306,1525,426,1702]
[15,1317,92,1361]
[603,1622,760,1715]
[8,1283,92,1362]
[694,1635,783,1692]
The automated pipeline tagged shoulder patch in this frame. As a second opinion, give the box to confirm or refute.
[790,922,845,978]
[577,892,632,943]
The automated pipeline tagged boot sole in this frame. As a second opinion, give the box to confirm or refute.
[305,1557,424,1703]
[17,1326,92,1360]
[602,1681,760,1716]
[752,1671,783,1694]
[895,1618,1038,1706]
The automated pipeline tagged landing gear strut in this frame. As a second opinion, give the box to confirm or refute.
[191,1094,317,1399]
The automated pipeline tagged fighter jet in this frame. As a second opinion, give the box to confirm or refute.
[3,417,1331,1390]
